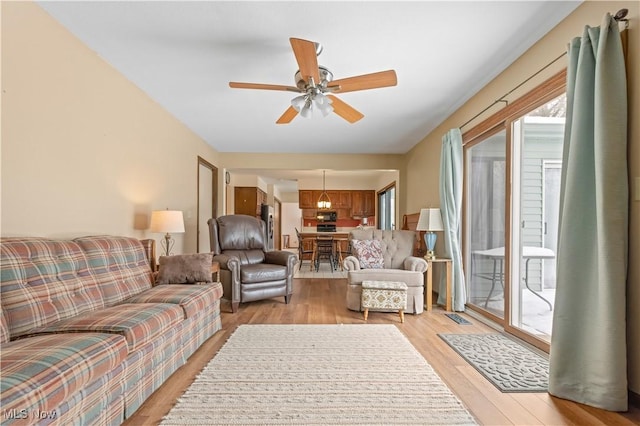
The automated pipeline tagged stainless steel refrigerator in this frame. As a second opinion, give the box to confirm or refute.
[260,204,274,251]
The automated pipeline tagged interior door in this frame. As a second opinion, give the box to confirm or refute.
[197,157,217,253]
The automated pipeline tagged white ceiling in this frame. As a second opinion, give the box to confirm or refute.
[38,0,581,156]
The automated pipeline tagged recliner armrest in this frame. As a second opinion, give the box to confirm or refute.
[265,250,297,270]
[404,256,428,273]
[343,255,361,271]
[212,254,239,271]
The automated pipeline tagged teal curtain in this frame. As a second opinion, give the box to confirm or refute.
[549,13,628,411]
[439,128,466,311]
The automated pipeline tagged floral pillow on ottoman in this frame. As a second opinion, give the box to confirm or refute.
[351,239,384,269]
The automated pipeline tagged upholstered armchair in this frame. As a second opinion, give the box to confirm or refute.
[343,229,428,314]
[208,215,297,313]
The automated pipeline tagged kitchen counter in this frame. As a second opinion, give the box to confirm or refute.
[300,226,377,234]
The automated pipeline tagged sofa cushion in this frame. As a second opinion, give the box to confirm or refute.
[124,283,223,319]
[348,269,425,288]
[0,333,128,416]
[156,253,213,284]
[240,263,287,283]
[351,239,384,269]
[0,238,106,339]
[73,236,154,306]
[32,303,183,352]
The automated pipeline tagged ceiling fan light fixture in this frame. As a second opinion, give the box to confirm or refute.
[319,104,333,117]
[300,102,313,118]
[315,98,333,117]
[291,95,306,112]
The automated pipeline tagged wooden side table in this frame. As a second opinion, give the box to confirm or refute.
[211,261,220,282]
[425,257,452,311]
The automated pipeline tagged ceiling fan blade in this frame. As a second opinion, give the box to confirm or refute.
[229,82,300,92]
[327,95,364,123]
[327,70,397,93]
[290,38,320,85]
[276,106,298,124]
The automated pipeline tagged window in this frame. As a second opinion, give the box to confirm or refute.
[377,183,396,230]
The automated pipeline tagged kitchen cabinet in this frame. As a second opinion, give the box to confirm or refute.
[302,209,316,220]
[234,186,267,217]
[351,190,375,217]
[298,190,314,209]
[338,191,352,208]
[362,190,375,216]
[298,188,374,217]
[336,208,350,220]
[326,190,340,208]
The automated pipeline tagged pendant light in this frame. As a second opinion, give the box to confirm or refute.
[317,170,331,209]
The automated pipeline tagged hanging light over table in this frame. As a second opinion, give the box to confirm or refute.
[317,170,331,209]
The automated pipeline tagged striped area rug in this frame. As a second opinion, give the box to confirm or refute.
[162,324,477,425]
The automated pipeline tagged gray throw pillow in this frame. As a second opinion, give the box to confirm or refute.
[156,253,213,284]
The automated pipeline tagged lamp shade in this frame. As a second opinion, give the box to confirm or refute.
[150,210,185,233]
[415,208,444,232]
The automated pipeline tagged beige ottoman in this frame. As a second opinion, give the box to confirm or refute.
[361,280,408,323]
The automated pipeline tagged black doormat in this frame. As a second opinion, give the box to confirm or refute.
[445,313,472,325]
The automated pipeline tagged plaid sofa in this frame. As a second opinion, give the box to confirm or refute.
[0,236,223,426]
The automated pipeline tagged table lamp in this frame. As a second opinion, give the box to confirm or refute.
[150,209,185,257]
[416,208,444,260]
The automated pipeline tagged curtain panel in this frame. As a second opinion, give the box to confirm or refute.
[548,13,628,411]
[439,128,466,311]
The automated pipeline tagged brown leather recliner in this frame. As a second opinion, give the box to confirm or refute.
[208,215,298,313]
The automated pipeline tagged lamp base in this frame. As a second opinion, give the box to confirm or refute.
[423,232,437,261]
[160,233,174,257]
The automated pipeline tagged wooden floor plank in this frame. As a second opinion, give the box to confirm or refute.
[123,277,638,425]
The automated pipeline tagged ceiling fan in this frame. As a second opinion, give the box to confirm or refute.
[229,38,397,124]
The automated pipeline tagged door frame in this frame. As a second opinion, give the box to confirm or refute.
[197,156,218,253]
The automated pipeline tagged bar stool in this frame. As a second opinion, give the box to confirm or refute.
[334,238,349,271]
[295,228,314,271]
[314,236,335,272]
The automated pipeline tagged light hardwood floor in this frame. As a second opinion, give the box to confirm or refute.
[125,277,640,425]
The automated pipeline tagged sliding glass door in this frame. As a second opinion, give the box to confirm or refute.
[509,94,565,343]
[466,129,507,320]
[464,89,565,349]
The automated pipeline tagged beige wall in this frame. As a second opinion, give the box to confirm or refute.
[1,2,223,254]
[403,1,640,394]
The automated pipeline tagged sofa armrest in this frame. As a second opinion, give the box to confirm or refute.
[404,256,428,273]
[343,255,361,271]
